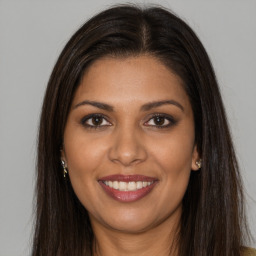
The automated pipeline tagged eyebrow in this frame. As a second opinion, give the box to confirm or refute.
[73,99,184,112]
[140,100,184,112]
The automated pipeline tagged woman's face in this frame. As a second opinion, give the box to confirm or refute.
[62,55,199,233]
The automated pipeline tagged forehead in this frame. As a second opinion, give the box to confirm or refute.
[72,55,190,111]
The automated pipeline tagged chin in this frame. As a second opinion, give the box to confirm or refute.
[106,217,156,234]
[91,206,172,234]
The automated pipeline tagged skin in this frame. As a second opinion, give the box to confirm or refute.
[62,55,200,256]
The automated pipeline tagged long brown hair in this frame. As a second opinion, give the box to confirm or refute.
[32,4,249,256]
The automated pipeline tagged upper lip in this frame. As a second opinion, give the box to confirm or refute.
[98,174,158,182]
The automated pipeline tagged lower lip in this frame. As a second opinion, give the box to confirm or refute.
[99,181,157,202]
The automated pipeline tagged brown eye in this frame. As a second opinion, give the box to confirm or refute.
[91,116,103,126]
[81,114,111,129]
[145,114,176,128]
[153,116,165,126]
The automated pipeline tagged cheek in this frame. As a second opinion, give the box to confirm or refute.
[150,142,192,214]
[152,131,195,174]
[63,129,106,211]
[150,128,194,199]
[64,128,105,176]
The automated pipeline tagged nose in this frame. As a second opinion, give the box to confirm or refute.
[108,126,147,167]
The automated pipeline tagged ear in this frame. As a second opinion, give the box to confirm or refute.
[191,145,201,171]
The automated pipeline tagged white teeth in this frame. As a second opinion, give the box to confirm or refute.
[113,181,119,190]
[103,180,154,191]
[127,181,136,191]
[136,181,142,189]
[119,181,127,191]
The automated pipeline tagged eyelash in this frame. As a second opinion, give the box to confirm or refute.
[80,113,177,130]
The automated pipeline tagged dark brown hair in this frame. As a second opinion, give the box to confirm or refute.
[32,4,249,256]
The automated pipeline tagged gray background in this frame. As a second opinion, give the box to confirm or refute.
[0,0,255,255]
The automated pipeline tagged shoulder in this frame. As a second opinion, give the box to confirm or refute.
[241,247,256,256]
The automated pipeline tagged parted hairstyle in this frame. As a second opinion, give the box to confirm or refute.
[32,4,250,256]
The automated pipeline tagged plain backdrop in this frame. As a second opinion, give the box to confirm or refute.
[0,0,255,255]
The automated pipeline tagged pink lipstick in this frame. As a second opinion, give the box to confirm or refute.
[98,175,158,202]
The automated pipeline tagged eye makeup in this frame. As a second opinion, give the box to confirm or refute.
[80,112,178,130]
[80,113,112,130]
[144,113,178,129]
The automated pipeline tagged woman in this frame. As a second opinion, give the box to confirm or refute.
[32,4,255,256]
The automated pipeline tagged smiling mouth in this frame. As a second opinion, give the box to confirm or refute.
[103,180,154,191]
[98,175,158,202]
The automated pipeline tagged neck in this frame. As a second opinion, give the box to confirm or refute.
[91,214,180,256]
